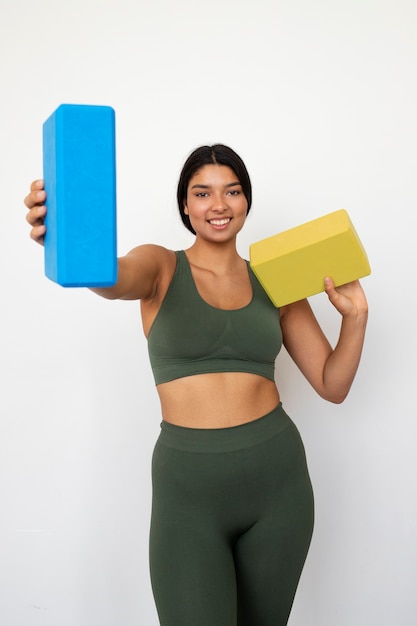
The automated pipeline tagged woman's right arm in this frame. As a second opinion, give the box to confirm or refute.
[24,179,173,301]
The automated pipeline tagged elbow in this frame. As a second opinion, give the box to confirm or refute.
[89,286,121,300]
[319,387,350,404]
[329,394,347,405]
[321,394,347,405]
[318,374,354,404]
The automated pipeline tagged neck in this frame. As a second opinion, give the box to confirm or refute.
[186,238,242,272]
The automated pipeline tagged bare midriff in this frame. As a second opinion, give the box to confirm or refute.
[156,372,280,429]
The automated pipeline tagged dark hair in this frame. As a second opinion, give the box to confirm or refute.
[177,144,252,235]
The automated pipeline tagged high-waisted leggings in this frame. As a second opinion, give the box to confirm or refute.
[149,403,314,626]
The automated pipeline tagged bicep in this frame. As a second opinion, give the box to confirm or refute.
[280,299,333,393]
[92,244,173,300]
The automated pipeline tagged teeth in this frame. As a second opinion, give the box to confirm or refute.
[209,218,231,225]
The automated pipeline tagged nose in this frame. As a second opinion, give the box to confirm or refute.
[212,192,228,212]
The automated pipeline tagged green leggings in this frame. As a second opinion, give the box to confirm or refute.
[149,403,314,626]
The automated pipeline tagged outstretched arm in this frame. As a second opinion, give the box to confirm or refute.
[279,278,368,404]
[24,179,174,301]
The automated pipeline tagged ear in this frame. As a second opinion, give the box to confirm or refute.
[183,203,189,215]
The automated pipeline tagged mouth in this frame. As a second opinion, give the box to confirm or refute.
[208,218,231,228]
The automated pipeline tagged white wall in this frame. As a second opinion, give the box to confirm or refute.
[1,0,416,624]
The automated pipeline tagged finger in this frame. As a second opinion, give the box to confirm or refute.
[24,189,46,210]
[324,276,336,294]
[24,180,45,209]
[30,223,46,246]
[324,276,347,310]
[26,203,46,227]
[30,179,44,192]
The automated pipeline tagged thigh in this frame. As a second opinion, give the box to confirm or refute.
[150,518,237,626]
[234,514,313,626]
[149,441,238,626]
[234,422,315,626]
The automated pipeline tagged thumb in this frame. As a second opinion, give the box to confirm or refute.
[324,276,339,305]
[324,276,335,293]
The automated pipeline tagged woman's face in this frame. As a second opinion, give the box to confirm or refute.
[184,164,248,241]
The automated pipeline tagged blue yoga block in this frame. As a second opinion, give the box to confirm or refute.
[43,104,117,287]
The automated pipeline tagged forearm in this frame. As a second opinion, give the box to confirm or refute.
[321,310,368,403]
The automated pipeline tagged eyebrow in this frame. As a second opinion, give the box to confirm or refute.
[190,181,241,190]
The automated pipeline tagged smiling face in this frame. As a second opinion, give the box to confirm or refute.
[184,164,249,242]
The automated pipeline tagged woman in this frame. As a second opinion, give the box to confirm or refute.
[24,144,368,626]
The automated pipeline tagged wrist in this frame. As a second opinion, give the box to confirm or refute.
[342,308,368,326]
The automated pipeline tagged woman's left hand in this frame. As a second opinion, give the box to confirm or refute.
[324,277,368,318]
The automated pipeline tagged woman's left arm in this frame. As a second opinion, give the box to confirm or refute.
[280,278,368,403]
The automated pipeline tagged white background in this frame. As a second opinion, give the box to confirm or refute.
[1,0,416,624]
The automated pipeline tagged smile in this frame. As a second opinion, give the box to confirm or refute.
[208,218,231,226]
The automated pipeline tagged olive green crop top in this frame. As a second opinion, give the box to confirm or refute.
[147,250,282,385]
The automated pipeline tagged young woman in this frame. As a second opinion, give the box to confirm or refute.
[24,144,368,626]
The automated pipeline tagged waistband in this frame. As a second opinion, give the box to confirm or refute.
[157,403,292,453]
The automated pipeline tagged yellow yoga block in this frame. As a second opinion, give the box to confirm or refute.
[249,209,371,307]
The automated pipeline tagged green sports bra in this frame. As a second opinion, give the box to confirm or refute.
[147,250,282,385]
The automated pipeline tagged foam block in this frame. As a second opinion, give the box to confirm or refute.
[249,209,371,307]
[43,103,117,287]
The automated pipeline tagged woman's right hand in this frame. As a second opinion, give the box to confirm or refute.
[24,179,47,245]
